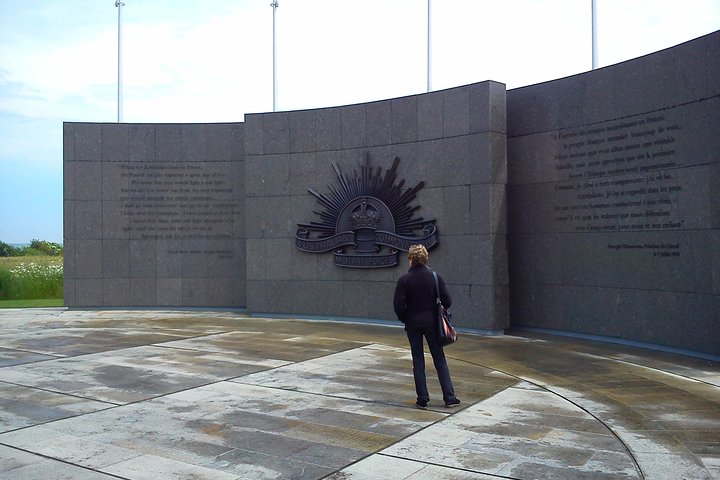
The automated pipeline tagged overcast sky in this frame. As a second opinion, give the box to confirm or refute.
[0,0,718,244]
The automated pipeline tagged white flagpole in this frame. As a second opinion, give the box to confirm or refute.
[115,0,125,122]
[271,0,279,111]
[591,0,598,69]
[427,0,432,92]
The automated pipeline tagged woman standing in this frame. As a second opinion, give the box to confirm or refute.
[393,244,460,409]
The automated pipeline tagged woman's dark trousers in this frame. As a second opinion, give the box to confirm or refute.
[406,327,457,404]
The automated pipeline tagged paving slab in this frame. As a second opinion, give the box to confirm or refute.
[0,308,718,479]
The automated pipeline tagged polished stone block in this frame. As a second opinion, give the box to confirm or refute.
[156,277,182,306]
[101,124,128,163]
[75,162,102,200]
[128,124,155,163]
[443,86,470,137]
[243,114,263,155]
[63,160,75,200]
[102,240,129,279]
[155,125,181,162]
[391,96,417,144]
[75,240,102,279]
[182,278,208,306]
[263,112,290,154]
[63,123,75,161]
[417,91,444,140]
[206,124,232,161]
[63,200,75,240]
[75,278,102,305]
[315,108,342,151]
[366,100,392,146]
[341,104,366,149]
[231,123,245,161]
[129,240,156,278]
[129,278,156,305]
[290,110,317,153]
[181,124,206,162]
[103,278,130,306]
[75,123,101,161]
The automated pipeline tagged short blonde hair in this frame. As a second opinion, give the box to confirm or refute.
[408,244,428,265]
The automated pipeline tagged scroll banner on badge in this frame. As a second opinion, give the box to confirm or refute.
[295,230,356,252]
[374,225,439,251]
[334,251,398,268]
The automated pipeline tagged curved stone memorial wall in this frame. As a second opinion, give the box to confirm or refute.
[506,32,719,356]
[64,31,718,356]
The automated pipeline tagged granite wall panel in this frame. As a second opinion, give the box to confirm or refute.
[156,278,182,306]
[155,125,182,162]
[128,124,155,163]
[366,101,392,147]
[506,31,720,356]
[63,161,75,201]
[391,96,417,144]
[129,278,156,305]
[63,201,74,241]
[263,113,290,154]
[242,81,508,331]
[207,124,232,161]
[64,122,246,308]
[101,124,128,163]
[181,125,206,162]
[75,124,101,161]
[129,240,156,278]
[289,110,317,153]
[182,278,208,306]
[315,108,342,151]
[74,202,102,240]
[75,163,102,200]
[443,87,470,137]
[417,92,443,140]
[63,278,76,306]
[76,279,102,305]
[341,104,366,149]
[103,278,129,306]
[102,239,129,279]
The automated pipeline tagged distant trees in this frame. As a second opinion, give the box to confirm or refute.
[0,241,12,257]
[0,240,63,257]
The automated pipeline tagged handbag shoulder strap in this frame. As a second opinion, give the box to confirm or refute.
[431,271,441,305]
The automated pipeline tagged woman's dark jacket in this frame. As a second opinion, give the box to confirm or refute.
[393,264,452,330]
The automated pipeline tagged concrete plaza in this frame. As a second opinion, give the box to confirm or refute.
[0,308,718,479]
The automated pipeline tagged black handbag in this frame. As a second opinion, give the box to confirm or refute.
[432,271,458,346]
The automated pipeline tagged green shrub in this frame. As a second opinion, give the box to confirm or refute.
[29,240,63,256]
[0,241,16,257]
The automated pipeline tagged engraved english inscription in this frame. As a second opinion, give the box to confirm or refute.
[118,162,240,242]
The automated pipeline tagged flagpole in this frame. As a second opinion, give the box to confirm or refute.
[591,0,598,69]
[427,0,432,92]
[115,0,125,122]
[271,0,279,111]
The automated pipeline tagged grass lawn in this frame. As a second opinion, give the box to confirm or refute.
[0,256,63,302]
[0,298,64,308]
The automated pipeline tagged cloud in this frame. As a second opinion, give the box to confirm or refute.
[591,0,720,66]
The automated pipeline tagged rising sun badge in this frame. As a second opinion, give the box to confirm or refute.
[295,153,439,268]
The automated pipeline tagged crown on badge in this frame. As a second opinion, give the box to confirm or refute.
[351,198,381,229]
